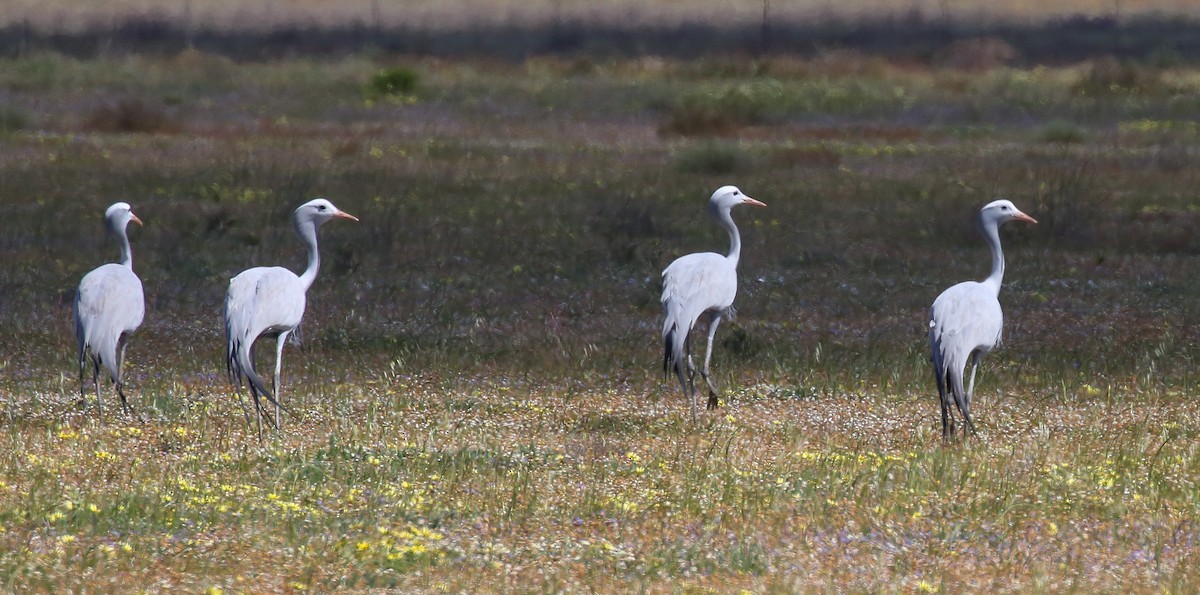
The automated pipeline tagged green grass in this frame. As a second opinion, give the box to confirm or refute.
[1,51,1200,591]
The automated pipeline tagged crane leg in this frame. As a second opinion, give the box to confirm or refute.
[254,394,264,442]
[273,331,288,432]
[78,350,87,401]
[671,353,693,421]
[235,387,253,429]
[701,313,723,410]
[950,369,974,439]
[249,384,265,443]
[93,357,103,417]
[679,330,698,423]
[962,354,980,436]
[933,363,952,440]
[247,341,269,440]
[115,340,132,414]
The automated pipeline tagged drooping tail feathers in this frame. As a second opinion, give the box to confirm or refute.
[930,329,974,435]
[661,292,695,391]
[75,300,122,386]
[225,318,272,403]
[662,321,690,377]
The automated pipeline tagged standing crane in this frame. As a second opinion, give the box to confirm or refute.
[929,199,1037,439]
[661,185,765,422]
[75,202,145,415]
[224,198,357,439]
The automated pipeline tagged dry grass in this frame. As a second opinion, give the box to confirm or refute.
[1,51,1200,590]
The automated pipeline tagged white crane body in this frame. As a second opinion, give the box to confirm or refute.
[929,199,1035,439]
[224,198,356,439]
[661,186,764,422]
[75,202,144,415]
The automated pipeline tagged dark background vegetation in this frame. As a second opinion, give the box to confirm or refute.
[5,13,1200,63]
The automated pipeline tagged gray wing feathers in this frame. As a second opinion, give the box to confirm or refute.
[661,253,737,373]
[75,264,144,382]
[929,282,1003,385]
[224,268,306,395]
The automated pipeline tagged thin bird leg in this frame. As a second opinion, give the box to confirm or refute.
[250,388,265,442]
[961,354,981,436]
[244,341,279,429]
[701,312,723,410]
[683,331,698,423]
[115,340,132,414]
[272,331,289,431]
[93,357,103,417]
[245,342,274,438]
[950,366,975,438]
[965,352,980,414]
[235,387,253,430]
[78,351,87,401]
[933,364,952,440]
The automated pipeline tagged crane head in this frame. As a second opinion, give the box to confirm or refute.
[104,202,142,231]
[981,199,1037,226]
[296,198,359,228]
[710,185,766,212]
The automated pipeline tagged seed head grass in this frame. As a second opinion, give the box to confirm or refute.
[0,50,1200,591]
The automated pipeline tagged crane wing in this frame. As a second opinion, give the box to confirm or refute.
[226,267,306,342]
[661,252,737,336]
[929,281,1003,375]
[75,264,145,381]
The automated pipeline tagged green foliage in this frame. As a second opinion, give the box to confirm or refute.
[719,323,763,360]
[84,97,177,134]
[661,77,918,137]
[673,141,750,174]
[365,67,420,99]
[0,105,28,132]
[1072,57,1169,96]
[1035,119,1086,144]
[660,80,784,136]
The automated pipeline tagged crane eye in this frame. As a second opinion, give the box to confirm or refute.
[318,205,327,211]
[733,190,740,196]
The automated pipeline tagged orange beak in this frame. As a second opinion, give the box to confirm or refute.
[130,213,144,226]
[335,210,360,222]
[1015,212,1037,224]
[742,197,766,208]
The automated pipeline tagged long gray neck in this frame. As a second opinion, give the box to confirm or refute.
[714,205,742,268]
[982,218,1004,295]
[296,219,320,292]
[111,220,133,269]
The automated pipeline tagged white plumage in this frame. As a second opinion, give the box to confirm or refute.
[662,185,765,422]
[224,198,357,439]
[75,202,145,414]
[929,199,1036,439]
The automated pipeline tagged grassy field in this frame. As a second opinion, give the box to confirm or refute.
[1,47,1200,591]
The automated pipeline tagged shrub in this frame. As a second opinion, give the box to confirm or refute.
[1036,120,1086,144]
[674,142,750,175]
[660,80,785,137]
[772,144,841,168]
[935,37,1018,71]
[365,67,420,99]
[720,323,763,361]
[0,106,29,133]
[660,103,740,137]
[84,97,178,134]
[1072,57,1167,96]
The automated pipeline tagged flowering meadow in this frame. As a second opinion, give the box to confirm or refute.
[2,44,1200,591]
